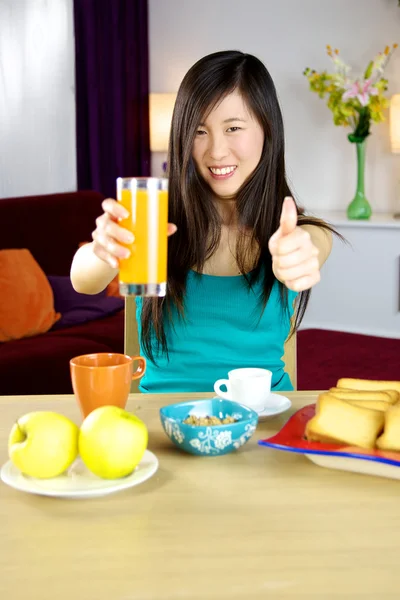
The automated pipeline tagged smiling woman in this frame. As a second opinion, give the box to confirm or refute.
[192,91,264,200]
[71,50,338,395]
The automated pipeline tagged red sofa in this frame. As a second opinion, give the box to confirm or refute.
[0,190,125,395]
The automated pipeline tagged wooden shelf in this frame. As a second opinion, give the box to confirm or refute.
[308,211,400,229]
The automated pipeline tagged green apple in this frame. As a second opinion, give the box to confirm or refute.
[79,406,148,479]
[8,412,79,478]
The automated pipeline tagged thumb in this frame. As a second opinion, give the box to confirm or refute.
[280,196,298,236]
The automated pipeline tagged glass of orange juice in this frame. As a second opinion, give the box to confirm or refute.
[117,177,168,297]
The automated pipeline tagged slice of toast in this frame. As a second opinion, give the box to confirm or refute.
[342,399,389,413]
[305,428,348,445]
[336,378,400,399]
[328,388,394,405]
[305,393,384,449]
[376,406,400,452]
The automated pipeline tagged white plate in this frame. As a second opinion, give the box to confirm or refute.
[305,453,400,481]
[0,450,158,499]
[256,393,292,421]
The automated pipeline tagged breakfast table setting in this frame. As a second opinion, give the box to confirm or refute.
[2,384,400,600]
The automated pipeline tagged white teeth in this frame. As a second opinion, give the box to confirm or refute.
[210,166,236,175]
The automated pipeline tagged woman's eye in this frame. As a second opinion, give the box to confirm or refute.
[196,129,206,136]
[227,126,241,133]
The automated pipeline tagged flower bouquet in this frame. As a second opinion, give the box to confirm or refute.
[304,44,398,219]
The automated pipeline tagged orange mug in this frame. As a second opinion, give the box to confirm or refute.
[70,353,146,417]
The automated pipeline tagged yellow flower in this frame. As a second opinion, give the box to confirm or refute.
[304,43,397,139]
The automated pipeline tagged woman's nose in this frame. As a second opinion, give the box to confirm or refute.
[208,134,229,161]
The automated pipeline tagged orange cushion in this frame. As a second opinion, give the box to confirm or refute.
[0,249,60,342]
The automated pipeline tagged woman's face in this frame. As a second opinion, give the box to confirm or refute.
[192,90,264,199]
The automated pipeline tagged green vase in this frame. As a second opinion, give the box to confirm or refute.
[346,139,372,220]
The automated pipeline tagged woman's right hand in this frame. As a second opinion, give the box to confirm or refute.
[92,198,177,269]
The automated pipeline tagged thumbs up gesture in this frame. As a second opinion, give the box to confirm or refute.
[268,197,321,292]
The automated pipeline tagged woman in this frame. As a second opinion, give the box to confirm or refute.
[71,50,335,393]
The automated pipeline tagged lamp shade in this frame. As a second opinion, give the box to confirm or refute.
[390,94,400,154]
[149,93,177,152]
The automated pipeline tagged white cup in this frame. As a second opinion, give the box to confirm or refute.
[213,368,273,413]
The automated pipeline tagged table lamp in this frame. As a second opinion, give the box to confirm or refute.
[149,93,177,175]
[390,94,400,218]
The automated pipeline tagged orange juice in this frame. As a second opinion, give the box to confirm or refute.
[117,178,168,297]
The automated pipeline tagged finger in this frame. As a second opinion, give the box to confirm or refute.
[105,221,176,242]
[102,198,129,220]
[92,230,130,259]
[92,243,119,269]
[95,212,110,231]
[274,256,320,283]
[274,245,319,269]
[273,227,312,257]
[94,220,176,255]
[167,223,177,236]
[268,228,281,254]
[285,271,321,292]
[104,221,134,244]
[280,197,298,237]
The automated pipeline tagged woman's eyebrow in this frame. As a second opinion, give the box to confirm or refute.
[223,117,247,123]
[198,117,247,127]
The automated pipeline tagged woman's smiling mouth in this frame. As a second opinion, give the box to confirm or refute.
[208,166,237,179]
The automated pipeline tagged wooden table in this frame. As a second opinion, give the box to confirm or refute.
[1,391,400,600]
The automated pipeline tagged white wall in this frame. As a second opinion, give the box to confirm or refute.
[1,0,399,211]
[301,221,400,337]
[149,0,400,214]
[0,0,76,199]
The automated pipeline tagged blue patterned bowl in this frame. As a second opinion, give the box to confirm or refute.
[159,398,259,456]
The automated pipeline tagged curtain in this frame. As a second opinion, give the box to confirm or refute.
[73,0,150,199]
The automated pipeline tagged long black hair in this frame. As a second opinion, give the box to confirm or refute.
[141,50,337,362]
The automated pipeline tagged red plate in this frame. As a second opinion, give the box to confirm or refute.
[258,404,400,467]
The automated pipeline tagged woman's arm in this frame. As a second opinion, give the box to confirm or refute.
[70,242,118,295]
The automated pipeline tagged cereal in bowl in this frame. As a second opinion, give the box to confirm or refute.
[183,415,238,426]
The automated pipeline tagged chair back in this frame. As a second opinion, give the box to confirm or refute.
[124,297,141,393]
[282,328,297,390]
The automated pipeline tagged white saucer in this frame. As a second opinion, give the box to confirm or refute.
[0,450,158,499]
[255,393,292,421]
[213,393,292,422]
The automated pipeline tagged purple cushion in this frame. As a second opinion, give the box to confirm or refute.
[47,276,124,330]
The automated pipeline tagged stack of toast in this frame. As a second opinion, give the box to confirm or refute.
[305,378,400,450]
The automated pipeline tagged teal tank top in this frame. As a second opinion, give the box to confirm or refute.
[136,271,297,393]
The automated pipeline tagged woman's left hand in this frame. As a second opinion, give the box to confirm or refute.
[268,197,321,292]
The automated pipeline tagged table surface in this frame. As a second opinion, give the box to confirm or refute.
[1,391,400,600]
